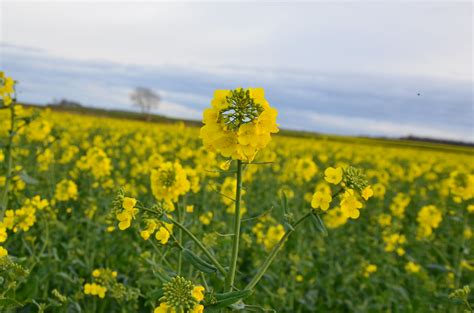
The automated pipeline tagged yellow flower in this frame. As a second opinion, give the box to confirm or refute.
[84,283,107,298]
[0,246,8,258]
[200,88,278,162]
[122,197,137,211]
[324,167,343,185]
[116,211,133,230]
[361,185,373,200]
[311,191,332,211]
[363,264,377,277]
[192,285,205,302]
[155,227,170,244]
[0,223,7,243]
[54,179,78,201]
[151,161,190,203]
[154,303,176,313]
[192,304,204,313]
[340,190,362,219]
[416,205,442,239]
[405,261,421,273]
[92,269,101,277]
[199,212,213,225]
[186,205,194,213]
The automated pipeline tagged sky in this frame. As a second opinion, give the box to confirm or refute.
[0,1,473,141]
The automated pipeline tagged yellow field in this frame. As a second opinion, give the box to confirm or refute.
[0,102,473,312]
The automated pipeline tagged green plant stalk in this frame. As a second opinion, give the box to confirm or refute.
[0,103,15,217]
[168,217,227,276]
[226,159,243,292]
[245,211,312,290]
[177,203,183,275]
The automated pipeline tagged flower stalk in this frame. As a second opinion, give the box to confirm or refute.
[226,160,243,292]
[245,211,311,290]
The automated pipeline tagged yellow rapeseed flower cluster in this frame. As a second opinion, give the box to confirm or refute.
[3,195,49,233]
[54,179,78,202]
[416,205,442,239]
[84,283,107,298]
[0,71,15,106]
[76,147,112,179]
[150,161,190,203]
[200,88,278,162]
[116,197,139,230]
[140,218,173,244]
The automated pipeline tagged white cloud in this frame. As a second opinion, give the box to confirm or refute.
[305,111,473,141]
[1,1,472,81]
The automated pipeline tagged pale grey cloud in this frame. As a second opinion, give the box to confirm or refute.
[1,1,472,80]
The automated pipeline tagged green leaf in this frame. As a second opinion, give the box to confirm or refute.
[182,249,217,274]
[311,213,328,237]
[206,289,253,311]
[19,171,38,185]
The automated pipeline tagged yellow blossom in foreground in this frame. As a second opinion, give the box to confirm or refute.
[192,285,205,302]
[122,197,137,211]
[311,191,332,211]
[155,227,170,244]
[340,189,363,219]
[361,185,374,200]
[324,167,343,185]
[154,303,176,313]
[200,88,278,162]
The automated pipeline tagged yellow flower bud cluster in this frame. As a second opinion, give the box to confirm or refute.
[200,88,278,162]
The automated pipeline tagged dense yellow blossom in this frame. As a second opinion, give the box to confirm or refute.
[54,179,78,201]
[84,283,107,298]
[200,88,278,162]
[416,205,442,239]
[151,161,190,203]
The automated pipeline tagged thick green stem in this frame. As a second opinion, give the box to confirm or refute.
[177,203,183,275]
[1,103,15,217]
[245,212,311,290]
[226,160,243,291]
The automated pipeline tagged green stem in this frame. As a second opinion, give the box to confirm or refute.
[177,203,183,275]
[245,212,312,290]
[226,160,243,291]
[169,217,227,276]
[0,103,15,218]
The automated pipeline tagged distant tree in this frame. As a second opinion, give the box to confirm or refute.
[130,87,160,120]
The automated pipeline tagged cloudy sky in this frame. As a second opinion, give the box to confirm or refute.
[0,1,472,141]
